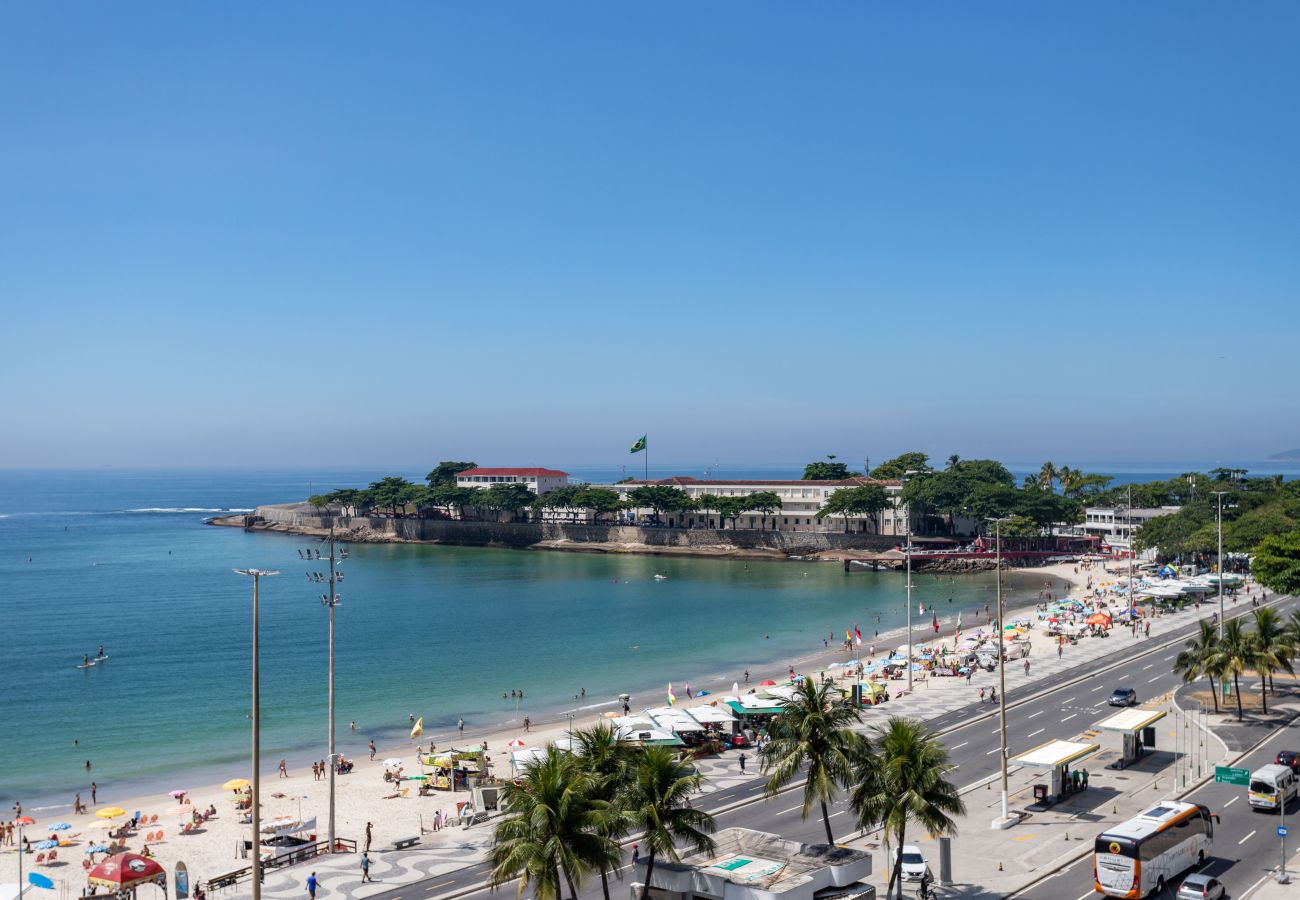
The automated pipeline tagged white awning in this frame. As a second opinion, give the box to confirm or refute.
[1011,739,1100,769]
[1093,708,1167,733]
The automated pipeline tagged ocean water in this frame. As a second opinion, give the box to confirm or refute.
[0,462,1291,810]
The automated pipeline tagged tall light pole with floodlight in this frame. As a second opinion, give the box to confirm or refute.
[1212,491,1229,639]
[235,567,278,900]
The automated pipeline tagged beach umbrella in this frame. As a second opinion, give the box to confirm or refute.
[222,778,250,791]
[759,679,777,686]
[168,790,187,799]
[13,816,34,826]
[506,739,526,748]
[47,823,71,831]
[602,711,620,718]
[88,852,167,893]
[33,840,58,850]
[167,804,194,817]
[382,758,404,769]
[96,807,127,820]
[88,820,117,831]
[85,845,109,854]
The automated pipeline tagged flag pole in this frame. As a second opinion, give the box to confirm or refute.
[645,435,649,481]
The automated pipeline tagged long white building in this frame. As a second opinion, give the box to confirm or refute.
[612,475,913,534]
[1081,505,1181,556]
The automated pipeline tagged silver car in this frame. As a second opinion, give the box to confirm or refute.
[1176,873,1225,899]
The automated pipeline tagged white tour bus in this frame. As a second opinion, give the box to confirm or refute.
[1093,801,1217,898]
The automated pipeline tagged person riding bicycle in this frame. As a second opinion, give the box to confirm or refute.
[919,869,935,900]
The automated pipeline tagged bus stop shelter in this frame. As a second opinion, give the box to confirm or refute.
[1011,739,1100,806]
[1093,707,1167,768]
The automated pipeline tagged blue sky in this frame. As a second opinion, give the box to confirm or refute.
[2,3,1297,468]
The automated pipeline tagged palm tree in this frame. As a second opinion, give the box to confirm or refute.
[1173,620,1223,714]
[1251,608,1293,706]
[851,717,965,899]
[621,746,716,898]
[946,454,961,470]
[1212,618,1253,721]
[489,748,619,900]
[1038,461,1059,491]
[759,677,863,844]
[571,724,635,900]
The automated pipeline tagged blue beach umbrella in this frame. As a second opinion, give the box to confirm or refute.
[85,844,108,854]
[33,839,58,849]
[48,823,71,831]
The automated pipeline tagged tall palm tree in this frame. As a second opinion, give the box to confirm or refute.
[1038,461,1059,491]
[759,677,863,844]
[572,724,635,900]
[1173,620,1222,714]
[621,746,716,899]
[1251,607,1293,706]
[851,717,965,899]
[489,748,619,900]
[1211,619,1253,721]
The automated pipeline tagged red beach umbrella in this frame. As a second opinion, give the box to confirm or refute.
[88,852,167,892]
[759,679,777,686]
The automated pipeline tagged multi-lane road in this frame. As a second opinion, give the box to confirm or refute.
[371,593,1298,900]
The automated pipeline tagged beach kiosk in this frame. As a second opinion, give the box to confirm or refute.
[1011,738,1100,806]
[724,694,787,738]
[1093,707,1167,769]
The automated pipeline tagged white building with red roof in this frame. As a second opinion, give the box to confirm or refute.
[455,467,569,495]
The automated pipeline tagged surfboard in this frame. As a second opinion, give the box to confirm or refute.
[77,662,95,669]
[175,860,189,898]
[94,656,109,662]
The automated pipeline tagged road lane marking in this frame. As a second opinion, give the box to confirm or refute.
[1148,676,1161,683]
[1026,710,1044,719]
[1061,713,1077,722]
[1090,685,1106,692]
[1141,664,1154,671]
[829,810,847,818]
[1075,893,1096,900]
[1026,728,1045,738]
[1224,796,1239,807]
[987,747,1002,755]
[1164,654,1175,661]
[778,805,801,815]
[952,742,969,750]
[1061,696,1075,704]
[1239,829,1256,845]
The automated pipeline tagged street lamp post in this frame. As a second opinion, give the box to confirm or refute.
[1213,491,1229,639]
[902,471,918,691]
[235,567,279,900]
[315,528,343,852]
[990,519,1017,830]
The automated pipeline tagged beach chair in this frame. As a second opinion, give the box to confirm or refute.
[150,814,158,825]
[34,854,45,866]
[155,830,164,842]
[83,860,92,871]
[49,851,57,864]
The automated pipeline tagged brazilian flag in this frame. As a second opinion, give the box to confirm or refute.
[630,435,647,454]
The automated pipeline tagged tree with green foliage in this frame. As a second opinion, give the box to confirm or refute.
[817,484,892,533]
[851,718,964,899]
[869,452,931,481]
[480,483,536,522]
[803,462,857,481]
[995,515,1042,538]
[570,724,635,900]
[1253,531,1300,595]
[1210,618,1252,721]
[1250,607,1292,706]
[368,476,420,515]
[426,461,477,487]
[533,485,584,522]
[1173,620,1223,714]
[622,747,716,899]
[747,491,784,530]
[760,678,863,843]
[714,496,748,530]
[626,486,692,524]
[692,493,720,528]
[488,748,619,900]
[573,488,624,524]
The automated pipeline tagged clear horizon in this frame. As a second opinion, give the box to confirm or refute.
[3,3,1298,467]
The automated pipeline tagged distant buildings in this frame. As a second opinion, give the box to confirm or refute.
[455,467,569,495]
[1081,505,1181,557]
[613,475,914,534]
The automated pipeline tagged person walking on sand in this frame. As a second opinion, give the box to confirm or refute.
[368,740,377,761]
[360,852,372,883]
[523,716,531,732]
[743,670,749,684]
[365,822,373,853]
[307,872,318,900]
[279,759,288,778]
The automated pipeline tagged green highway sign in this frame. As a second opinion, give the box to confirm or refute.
[1216,766,1250,786]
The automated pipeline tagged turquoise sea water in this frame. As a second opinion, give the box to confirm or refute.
[2,463,1294,811]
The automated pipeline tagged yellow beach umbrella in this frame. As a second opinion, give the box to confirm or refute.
[223,778,250,791]
[95,807,127,819]
[410,717,423,740]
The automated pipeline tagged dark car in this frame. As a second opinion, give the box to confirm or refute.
[1175,873,1225,899]
[1108,687,1138,707]
[1277,751,1300,774]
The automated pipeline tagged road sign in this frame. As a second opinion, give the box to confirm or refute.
[1216,766,1250,786]
[1280,826,1289,837]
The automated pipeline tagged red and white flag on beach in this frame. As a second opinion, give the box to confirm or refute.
[854,624,862,646]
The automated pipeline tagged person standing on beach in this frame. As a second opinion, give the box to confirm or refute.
[458,718,465,736]
[307,872,318,900]
[91,782,97,804]
[364,822,372,852]
[743,670,749,684]
[368,740,377,760]
[523,716,531,732]
[279,759,288,778]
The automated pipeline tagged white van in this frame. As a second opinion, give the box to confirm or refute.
[1249,764,1297,811]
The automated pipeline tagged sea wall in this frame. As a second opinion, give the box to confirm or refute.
[220,503,905,556]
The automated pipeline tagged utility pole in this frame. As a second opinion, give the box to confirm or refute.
[234,568,279,900]
[902,474,916,691]
[1125,485,1135,619]
[1213,491,1229,639]
[318,527,343,852]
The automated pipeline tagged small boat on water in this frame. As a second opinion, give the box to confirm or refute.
[653,573,668,581]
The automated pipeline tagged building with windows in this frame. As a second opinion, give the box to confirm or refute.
[612,476,912,534]
[1081,505,1181,556]
[455,467,569,495]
